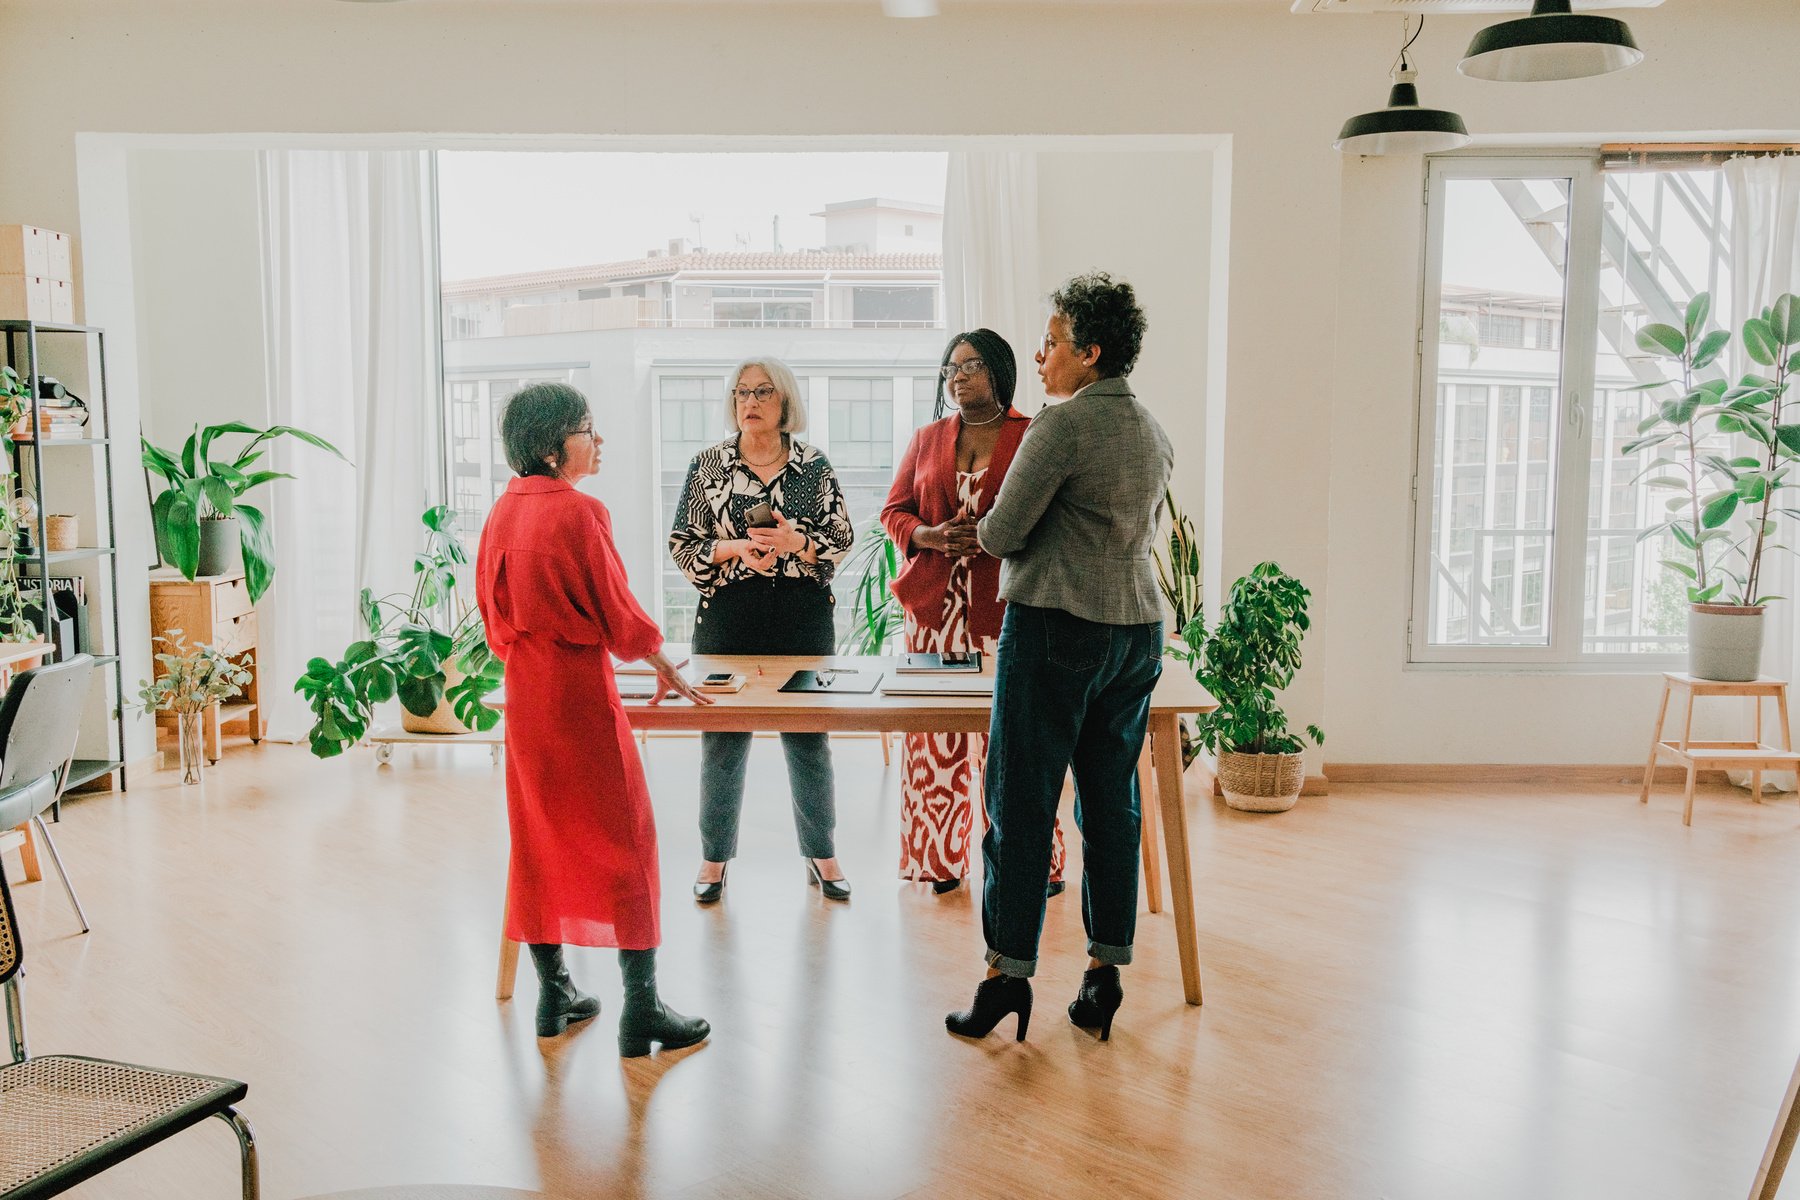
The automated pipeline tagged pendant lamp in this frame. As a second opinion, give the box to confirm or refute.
[1336,17,1470,156]
[1460,0,1643,83]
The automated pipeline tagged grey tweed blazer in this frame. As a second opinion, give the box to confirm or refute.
[976,376,1173,626]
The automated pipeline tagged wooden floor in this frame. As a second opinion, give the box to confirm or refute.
[8,736,1800,1200]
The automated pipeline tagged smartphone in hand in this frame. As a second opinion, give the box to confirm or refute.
[744,501,776,529]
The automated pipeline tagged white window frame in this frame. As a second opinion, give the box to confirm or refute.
[1409,152,1680,670]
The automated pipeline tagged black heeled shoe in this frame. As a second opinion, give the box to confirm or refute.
[1045,880,1066,898]
[945,975,1032,1041]
[806,858,851,901]
[618,993,711,1058]
[693,863,727,904]
[931,878,962,895]
[1068,965,1124,1041]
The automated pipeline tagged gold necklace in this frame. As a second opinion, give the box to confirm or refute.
[739,436,787,468]
[958,402,1005,427]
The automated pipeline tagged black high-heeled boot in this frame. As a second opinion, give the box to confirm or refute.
[945,974,1032,1041]
[1068,964,1124,1041]
[528,943,600,1038]
[617,948,711,1058]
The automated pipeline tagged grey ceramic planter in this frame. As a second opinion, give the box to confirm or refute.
[197,516,243,577]
[1687,603,1766,682]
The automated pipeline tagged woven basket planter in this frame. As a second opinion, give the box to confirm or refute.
[1217,749,1304,813]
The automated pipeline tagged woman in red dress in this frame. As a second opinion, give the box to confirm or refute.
[476,382,711,1055]
[880,330,1067,895]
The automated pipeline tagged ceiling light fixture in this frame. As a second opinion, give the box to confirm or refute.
[1336,16,1472,156]
[1460,0,1643,82]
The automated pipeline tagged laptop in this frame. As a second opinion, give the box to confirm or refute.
[878,675,995,697]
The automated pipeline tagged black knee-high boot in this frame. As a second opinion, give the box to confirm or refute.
[529,943,600,1038]
[617,948,710,1058]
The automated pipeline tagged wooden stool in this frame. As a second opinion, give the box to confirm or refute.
[1640,673,1800,826]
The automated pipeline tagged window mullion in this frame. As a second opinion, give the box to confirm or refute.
[1550,160,1607,661]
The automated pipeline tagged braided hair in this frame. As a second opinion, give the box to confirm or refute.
[932,328,1017,421]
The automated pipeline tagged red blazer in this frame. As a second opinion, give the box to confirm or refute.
[880,408,1029,644]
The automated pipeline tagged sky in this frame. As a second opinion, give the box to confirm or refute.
[437,151,948,281]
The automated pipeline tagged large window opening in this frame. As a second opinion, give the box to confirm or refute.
[1413,155,1736,667]
[436,151,949,642]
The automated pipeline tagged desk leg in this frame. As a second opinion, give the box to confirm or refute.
[1641,680,1671,804]
[205,704,222,764]
[1751,1052,1800,1200]
[1137,743,1163,914]
[1151,712,1202,1006]
[14,820,42,883]
[496,863,519,1001]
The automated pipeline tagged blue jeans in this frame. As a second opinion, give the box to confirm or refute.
[981,603,1163,978]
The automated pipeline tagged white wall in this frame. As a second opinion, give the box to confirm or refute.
[128,148,271,448]
[3,0,1797,768]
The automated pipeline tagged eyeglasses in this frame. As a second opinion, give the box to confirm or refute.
[939,359,988,381]
[572,425,600,441]
[732,385,779,404]
[1040,335,1076,354]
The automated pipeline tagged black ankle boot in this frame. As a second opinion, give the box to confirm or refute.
[945,975,1032,1042]
[528,943,600,1038]
[1068,965,1124,1041]
[617,948,710,1058]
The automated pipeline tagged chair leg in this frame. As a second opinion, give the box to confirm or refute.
[4,977,26,1063]
[217,1107,260,1200]
[29,814,89,934]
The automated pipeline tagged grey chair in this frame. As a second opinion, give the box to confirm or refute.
[0,861,258,1198]
[0,655,95,934]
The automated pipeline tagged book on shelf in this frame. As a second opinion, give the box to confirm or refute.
[894,650,982,674]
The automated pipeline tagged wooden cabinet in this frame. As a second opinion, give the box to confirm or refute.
[148,568,263,762]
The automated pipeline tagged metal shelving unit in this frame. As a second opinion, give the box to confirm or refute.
[2,319,128,791]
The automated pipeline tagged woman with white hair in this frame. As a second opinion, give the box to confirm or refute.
[669,357,857,903]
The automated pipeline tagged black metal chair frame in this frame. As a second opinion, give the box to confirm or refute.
[1,807,258,1198]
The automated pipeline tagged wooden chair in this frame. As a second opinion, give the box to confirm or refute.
[0,656,97,933]
[0,865,259,1199]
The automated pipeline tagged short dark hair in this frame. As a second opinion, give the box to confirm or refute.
[1051,272,1148,379]
[501,382,590,478]
[933,328,1017,421]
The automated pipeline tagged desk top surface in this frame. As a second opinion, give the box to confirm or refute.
[614,653,1215,733]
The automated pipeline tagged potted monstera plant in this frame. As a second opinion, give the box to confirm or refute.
[1626,292,1800,680]
[294,505,502,758]
[1180,561,1323,813]
[142,421,346,603]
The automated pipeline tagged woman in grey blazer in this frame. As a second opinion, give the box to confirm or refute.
[945,273,1173,1043]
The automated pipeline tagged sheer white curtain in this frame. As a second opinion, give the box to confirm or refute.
[942,151,1043,409]
[258,150,440,740]
[1727,155,1800,782]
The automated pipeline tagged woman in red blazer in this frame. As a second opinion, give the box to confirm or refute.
[880,330,1067,895]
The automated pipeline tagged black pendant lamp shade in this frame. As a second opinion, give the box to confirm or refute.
[1336,69,1471,156]
[1460,0,1643,83]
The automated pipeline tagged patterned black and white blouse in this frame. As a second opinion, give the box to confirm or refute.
[669,435,855,598]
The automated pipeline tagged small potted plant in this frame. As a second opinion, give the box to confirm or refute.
[1180,561,1323,813]
[294,505,502,758]
[142,421,346,603]
[1153,488,1203,767]
[136,630,253,785]
[0,369,42,649]
[839,514,904,654]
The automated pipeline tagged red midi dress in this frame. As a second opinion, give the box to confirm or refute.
[476,476,664,949]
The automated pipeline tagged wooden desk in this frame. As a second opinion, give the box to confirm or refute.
[495,653,1217,1007]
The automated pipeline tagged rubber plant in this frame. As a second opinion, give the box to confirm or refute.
[839,514,904,655]
[294,505,503,758]
[1705,293,1800,605]
[1621,293,1734,603]
[141,421,346,603]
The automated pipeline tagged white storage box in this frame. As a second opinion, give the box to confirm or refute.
[0,274,54,321]
[0,225,72,281]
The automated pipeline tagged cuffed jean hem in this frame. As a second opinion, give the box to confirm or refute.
[1087,940,1133,967]
[983,948,1037,978]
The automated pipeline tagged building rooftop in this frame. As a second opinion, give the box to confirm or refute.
[443,250,943,299]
